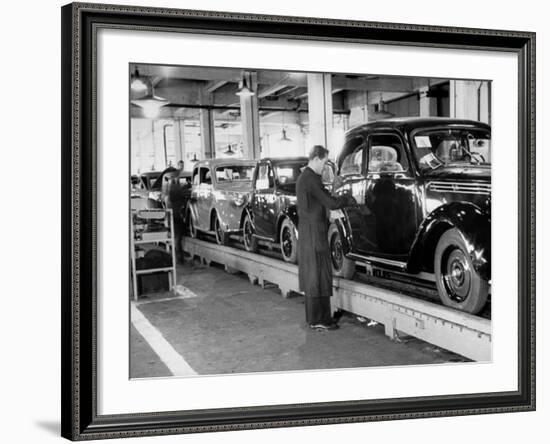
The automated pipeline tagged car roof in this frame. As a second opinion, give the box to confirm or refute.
[193,158,257,168]
[261,156,308,163]
[346,117,490,137]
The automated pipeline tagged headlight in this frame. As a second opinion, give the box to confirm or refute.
[148,191,162,201]
[233,193,246,206]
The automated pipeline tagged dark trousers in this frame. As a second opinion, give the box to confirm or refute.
[305,295,332,325]
[174,219,184,261]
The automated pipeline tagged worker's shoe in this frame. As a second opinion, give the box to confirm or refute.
[309,322,339,331]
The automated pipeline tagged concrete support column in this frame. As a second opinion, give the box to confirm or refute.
[199,89,215,159]
[199,109,215,159]
[239,71,261,159]
[449,80,491,123]
[347,91,369,127]
[307,73,333,153]
[172,118,185,164]
[419,87,437,117]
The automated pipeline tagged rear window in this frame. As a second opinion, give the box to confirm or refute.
[274,161,307,185]
[215,165,255,182]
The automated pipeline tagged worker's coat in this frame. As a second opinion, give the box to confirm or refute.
[296,167,345,298]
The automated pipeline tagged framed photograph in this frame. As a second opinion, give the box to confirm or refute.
[61,2,535,440]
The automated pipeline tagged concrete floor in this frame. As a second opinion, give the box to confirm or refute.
[130,259,466,378]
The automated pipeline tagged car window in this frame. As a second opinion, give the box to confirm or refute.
[192,168,199,186]
[413,128,491,171]
[368,133,408,173]
[274,161,307,185]
[340,147,365,176]
[215,165,255,182]
[199,167,212,185]
[321,162,335,184]
[256,163,274,190]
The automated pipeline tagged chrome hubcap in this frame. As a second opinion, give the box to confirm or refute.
[215,218,222,243]
[282,227,292,257]
[244,219,252,248]
[331,235,343,269]
[443,249,471,303]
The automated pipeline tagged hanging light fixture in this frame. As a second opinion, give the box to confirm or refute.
[236,74,255,97]
[130,67,148,94]
[191,153,199,162]
[224,144,236,155]
[131,83,170,119]
[280,128,293,142]
[280,111,292,142]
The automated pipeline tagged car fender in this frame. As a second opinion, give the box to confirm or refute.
[408,202,491,280]
[186,201,199,223]
[331,216,353,255]
[278,205,299,237]
[281,205,299,227]
[240,204,255,229]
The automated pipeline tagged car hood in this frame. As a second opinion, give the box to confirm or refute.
[423,165,491,181]
[215,181,253,192]
[277,183,297,195]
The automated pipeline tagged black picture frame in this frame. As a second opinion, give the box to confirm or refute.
[61,2,536,440]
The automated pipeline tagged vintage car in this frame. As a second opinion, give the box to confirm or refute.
[186,158,257,245]
[242,157,335,263]
[130,171,163,210]
[329,117,491,314]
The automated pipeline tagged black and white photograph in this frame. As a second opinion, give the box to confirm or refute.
[129,64,493,378]
[52,1,539,442]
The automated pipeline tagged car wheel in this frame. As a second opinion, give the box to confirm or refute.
[242,212,258,253]
[213,213,229,246]
[188,209,197,239]
[328,223,355,279]
[434,228,489,314]
[280,218,298,264]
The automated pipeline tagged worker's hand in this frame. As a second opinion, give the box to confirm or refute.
[342,194,357,207]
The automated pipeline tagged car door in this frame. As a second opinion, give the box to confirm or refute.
[196,166,213,231]
[361,131,418,259]
[338,136,370,253]
[251,161,277,239]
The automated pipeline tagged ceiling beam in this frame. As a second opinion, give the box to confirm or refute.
[204,80,229,93]
[257,84,289,98]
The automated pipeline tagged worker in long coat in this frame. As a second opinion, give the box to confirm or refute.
[296,145,350,331]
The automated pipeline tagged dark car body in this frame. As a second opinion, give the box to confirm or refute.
[243,157,335,262]
[330,117,491,314]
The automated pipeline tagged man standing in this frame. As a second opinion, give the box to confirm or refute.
[296,145,350,331]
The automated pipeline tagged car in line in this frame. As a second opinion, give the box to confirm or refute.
[130,171,163,210]
[329,117,491,314]
[242,157,335,263]
[186,158,257,245]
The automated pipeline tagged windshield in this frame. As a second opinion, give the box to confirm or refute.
[413,128,491,171]
[141,173,161,190]
[215,165,255,182]
[275,161,308,185]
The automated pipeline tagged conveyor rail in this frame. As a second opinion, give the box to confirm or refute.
[181,237,491,361]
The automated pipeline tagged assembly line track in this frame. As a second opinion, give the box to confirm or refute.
[181,236,491,362]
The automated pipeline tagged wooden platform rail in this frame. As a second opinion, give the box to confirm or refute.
[182,237,491,361]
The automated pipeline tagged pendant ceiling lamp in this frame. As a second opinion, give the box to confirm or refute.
[280,129,292,142]
[131,81,170,119]
[280,111,292,142]
[130,67,148,94]
[224,144,236,155]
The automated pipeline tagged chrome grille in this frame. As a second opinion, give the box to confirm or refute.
[427,181,491,195]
